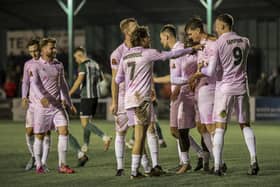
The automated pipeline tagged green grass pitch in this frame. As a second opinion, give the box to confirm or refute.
[0,120,279,187]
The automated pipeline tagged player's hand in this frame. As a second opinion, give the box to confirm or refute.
[61,100,66,109]
[21,98,29,110]
[197,62,204,72]
[153,77,159,83]
[40,97,49,108]
[170,86,181,101]
[70,105,77,114]
[192,44,204,51]
[110,103,118,115]
[189,75,198,92]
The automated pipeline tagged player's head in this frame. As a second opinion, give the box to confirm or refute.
[40,37,57,59]
[26,39,40,60]
[131,26,151,48]
[120,18,139,37]
[73,46,87,64]
[215,13,234,37]
[185,17,204,43]
[160,24,177,49]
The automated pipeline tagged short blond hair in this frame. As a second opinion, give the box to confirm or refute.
[40,37,56,49]
[120,18,137,33]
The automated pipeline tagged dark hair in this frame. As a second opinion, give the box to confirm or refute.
[216,13,234,29]
[74,46,86,54]
[120,18,138,33]
[26,39,39,48]
[160,24,177,38]
[131,26,149,47]
[40,37,56,49]
[185,17,204,32]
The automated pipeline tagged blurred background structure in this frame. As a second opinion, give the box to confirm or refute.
[0,0,280,121]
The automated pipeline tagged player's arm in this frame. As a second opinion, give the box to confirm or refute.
[200,44,219,77]
[60,66,77,114]
[153,75,170,84]
[21,63,30,109]
[115,58,125,84]
[69,63,85,97]
[149,44,203,62]
[171,76,188,85]
[69,74,84,96]
[30,65,49,107]
[111,68,119,115]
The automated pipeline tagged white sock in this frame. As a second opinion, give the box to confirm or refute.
[176,139,182,165]
[78,151,85,159]
[181,152,189,165]
[141,154,151,173]
[147,132,159,167]
[26,134,34,157]
[243,127,257,164]
[58,135,68,167]
[33,137,43,168]
[189,135,203,158]
[41,135,51,166]
[202,132,213,156]
[131,154,141,176]
[115,134,125,170]
[213,128,225,171]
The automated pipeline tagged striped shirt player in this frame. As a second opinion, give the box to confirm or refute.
[78,58,103,117]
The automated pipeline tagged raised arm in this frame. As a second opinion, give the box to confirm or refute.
[148,44,202,62]
[153,75,170,84]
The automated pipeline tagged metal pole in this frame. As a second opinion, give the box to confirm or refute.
[199,0,223,34]
[67,0,74,85]
[57,0,86,85]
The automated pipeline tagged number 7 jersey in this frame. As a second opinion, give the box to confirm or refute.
[216,32,250,95]
[115,46,193,109]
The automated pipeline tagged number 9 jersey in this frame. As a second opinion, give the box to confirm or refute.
[215,32,250,95]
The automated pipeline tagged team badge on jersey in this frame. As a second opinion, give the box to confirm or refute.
[112,59,118,65]
[172,63,176,69]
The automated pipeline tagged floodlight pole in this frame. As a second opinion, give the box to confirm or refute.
[199,0,223,33]
[57,0,86,85]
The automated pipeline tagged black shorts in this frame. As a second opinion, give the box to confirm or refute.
[80,98,98,117]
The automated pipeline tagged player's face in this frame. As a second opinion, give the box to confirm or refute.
[28,44,40,60]
[73,51,83,64]
[142,36,151,48]
[126,22,138,37]
[214,20,223,37]
[187,28,201,43]
[160,33,169,49]
[41,42,57,59]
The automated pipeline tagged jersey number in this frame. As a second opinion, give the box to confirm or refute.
[233,47,243,66]
[127,61,136,80]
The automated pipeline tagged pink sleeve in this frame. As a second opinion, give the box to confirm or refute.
[201,42,219,77]
[59,64,72,107]
[148,48,194,62]
[30,64,45,100]
[115,57,125,84]
[21,62,30,98]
